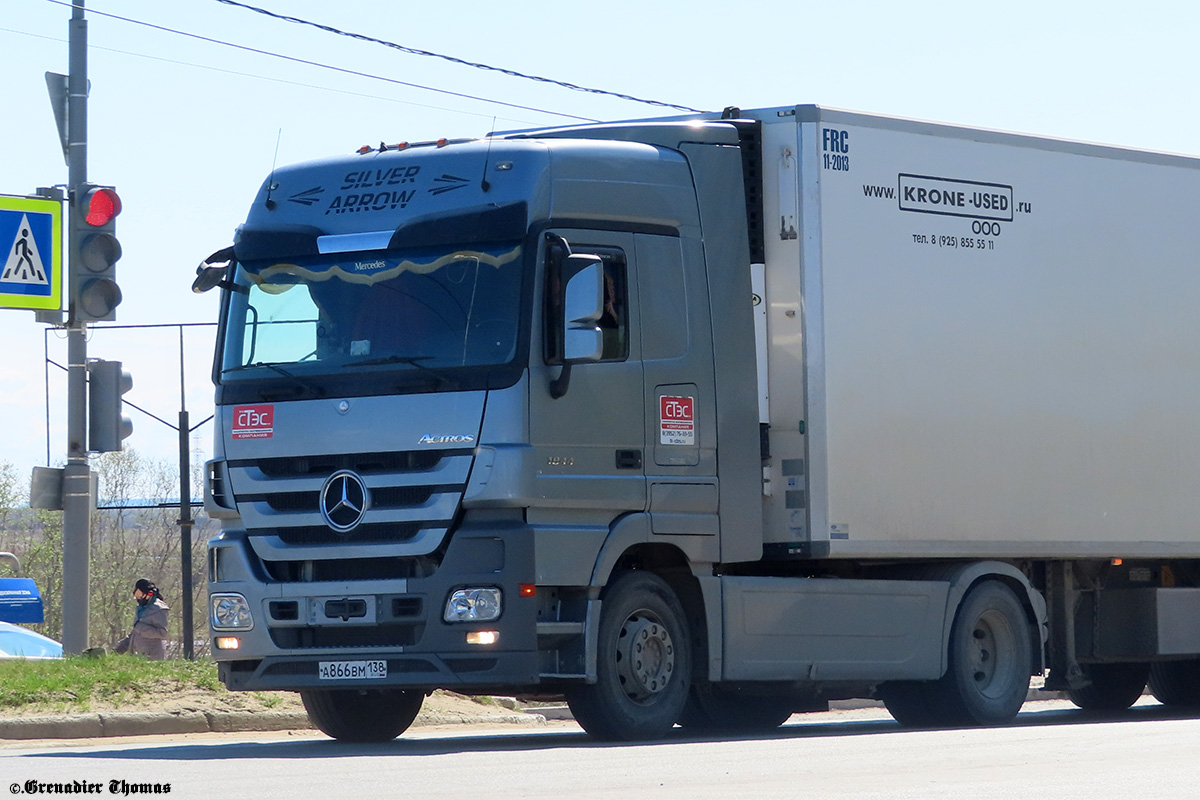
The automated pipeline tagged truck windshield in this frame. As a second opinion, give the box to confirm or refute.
[220,242,523,378]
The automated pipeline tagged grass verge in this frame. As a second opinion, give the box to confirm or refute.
[0,657,520,721]
[0,655,225,714]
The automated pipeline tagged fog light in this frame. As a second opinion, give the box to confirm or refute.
[444,587,503,622]
[466,630,499,645]
[214,637,240,650]
[211,593,254,630]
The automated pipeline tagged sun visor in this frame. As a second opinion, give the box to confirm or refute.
[233,203,527,263]
[388,202,527,250]
[234,224,324,262]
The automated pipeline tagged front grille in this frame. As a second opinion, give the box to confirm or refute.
[370,485,438,507]
[261,492,319,513]
[248,483,439,514]
[269,601,299,621]
[392,597,423,617]
[262,555,438,582]
[239,450,457,478]
[269,623,421,649]
[227,449,473,560]
[270,522,425,546]
[208,461,232,509]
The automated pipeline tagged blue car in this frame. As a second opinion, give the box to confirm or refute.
[0,622,63,659]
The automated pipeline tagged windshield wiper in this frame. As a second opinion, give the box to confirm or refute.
[342,355,460,387]
[224,361,323,396]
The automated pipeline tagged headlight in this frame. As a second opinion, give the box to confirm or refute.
[444,587,503,622]
[211,593,254,630]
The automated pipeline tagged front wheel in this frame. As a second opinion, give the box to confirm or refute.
[565,571,692,741]
[300,688,425,742]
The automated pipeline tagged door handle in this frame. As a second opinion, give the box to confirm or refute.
[615,450,642,469]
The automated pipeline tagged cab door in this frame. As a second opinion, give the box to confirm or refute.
[528,230,646,523]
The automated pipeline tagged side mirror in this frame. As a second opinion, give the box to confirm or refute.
[191,246,236,294]
[561,255,605,362]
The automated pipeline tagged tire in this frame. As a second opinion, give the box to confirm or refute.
[1148,660,1200,707]
[1067,662,1149,710]
[678,684,796,732]
[926,580,1033,726]
[565,571,692,741]
[877,681,950,728]
[300,688,425,742]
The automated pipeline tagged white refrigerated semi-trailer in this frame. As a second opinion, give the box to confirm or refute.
[756,106,1200,560]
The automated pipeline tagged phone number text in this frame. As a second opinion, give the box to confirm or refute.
[912,234,995,250]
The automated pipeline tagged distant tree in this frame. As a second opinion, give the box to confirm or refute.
[0,461,19,526]
[0,460,65,639]
[92,449,215,657]
[0,455,215,657]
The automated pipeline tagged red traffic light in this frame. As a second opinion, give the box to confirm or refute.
[83,188,121,226]
[71,184,123,321]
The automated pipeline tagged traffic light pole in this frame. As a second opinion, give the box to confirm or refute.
[61,1,91,655]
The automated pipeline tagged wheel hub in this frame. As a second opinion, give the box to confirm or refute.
[616,612,676,702]
[969,610,1016,699]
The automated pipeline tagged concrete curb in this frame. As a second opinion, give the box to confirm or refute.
[0,709,547,741]
[0,690,1068,740]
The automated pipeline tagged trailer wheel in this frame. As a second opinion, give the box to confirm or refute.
[677,684,796,732]
[930,580,1032,725]
[300,688,424,742]
[565,571,692,741]
[1066,663,1149,710]
[1148,660,1200,707]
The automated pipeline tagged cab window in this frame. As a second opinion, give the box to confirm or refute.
[545,244,628,363]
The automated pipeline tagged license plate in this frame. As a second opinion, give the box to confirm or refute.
[318,660,387,680]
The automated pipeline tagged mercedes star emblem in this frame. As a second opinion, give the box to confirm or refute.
[319,470,369,532]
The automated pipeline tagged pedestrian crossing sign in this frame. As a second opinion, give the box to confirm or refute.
[0,194,62,311]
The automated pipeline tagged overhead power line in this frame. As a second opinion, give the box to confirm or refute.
[213,0,706,114]
[1,24,540,126]
[41,0,595,122]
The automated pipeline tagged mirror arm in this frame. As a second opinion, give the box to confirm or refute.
[549,362,572,399]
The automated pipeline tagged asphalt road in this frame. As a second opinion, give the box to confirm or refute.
[2,700,1197,799]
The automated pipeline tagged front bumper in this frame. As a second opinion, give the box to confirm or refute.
[218,648,539,691]
[208,521,540,692]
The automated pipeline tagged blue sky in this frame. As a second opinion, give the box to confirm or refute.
[2,0,1198,488]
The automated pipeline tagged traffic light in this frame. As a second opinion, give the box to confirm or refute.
[69,184,122,322]
[88,359,133,453]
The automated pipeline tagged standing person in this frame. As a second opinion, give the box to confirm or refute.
[114,579,170,660]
